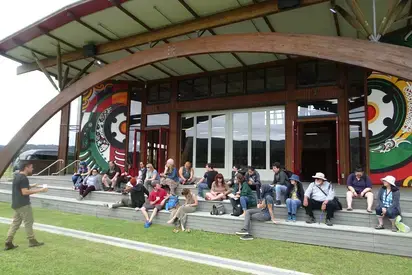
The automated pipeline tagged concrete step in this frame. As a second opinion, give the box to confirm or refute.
[0,189,410,257]
[0,185,411,229]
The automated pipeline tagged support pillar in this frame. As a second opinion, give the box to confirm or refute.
[169,111,180,167]
[57,104,70,173]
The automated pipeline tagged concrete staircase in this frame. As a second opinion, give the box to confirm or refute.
[0,176,411,257]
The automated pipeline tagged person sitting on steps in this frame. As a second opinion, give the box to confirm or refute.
[72,161,88,189]
[140,182,168,228]
[205,173,231,201]
[285,174,305,222]
[144,163,160,193]
[245,166,262,201]
[303,172,338,226]
[232,173,256,217]
[167,188,198,232]
[226,165,240,188]
[160,158,179,195]
[78,168,102,200]
[272,162,289,205]
[104,178,149,210]
[235,184,277,241]
[179,161,195,185]
[346,166,374,213]
[375,175,402,232]
[102,161,121,191]
[196,163,218,199]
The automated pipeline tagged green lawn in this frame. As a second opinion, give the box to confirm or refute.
[0,203,411,275]
[0,224,242,275]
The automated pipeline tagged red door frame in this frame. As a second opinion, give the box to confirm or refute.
[133,128,169,171]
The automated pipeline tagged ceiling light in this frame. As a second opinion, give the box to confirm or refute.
[330,8,337,13]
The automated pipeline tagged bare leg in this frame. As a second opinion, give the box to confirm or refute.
[377,216,384,226]
[346,191,353,209]
[102,175,110,188]
[149,208,158,223]
[205,193,213,200]
[365,192,374,212]
[213,193,225,200]
[141,207,149,221]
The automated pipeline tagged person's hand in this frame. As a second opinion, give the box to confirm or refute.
[382,208,387,216]
[271,219,277,224]
[353,191,358,197]
[321,201,328,211]
[41,187,48,193]
[303,197,308,207]
[360,191,365,197]
[31,183,38,188]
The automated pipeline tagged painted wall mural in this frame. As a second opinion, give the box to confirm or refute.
[79,82,129,172]
[367,73,412,186]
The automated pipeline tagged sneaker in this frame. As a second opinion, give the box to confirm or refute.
[108,204,113,209]
[375,224,385,230]
[28,239,44,248]
[235,228,249,235]
[325,219,333,226]
[306,216,316,224]
[286,213,292,222]
[275,200,281,206]
[135,207,140,211]
[144,221,150,228]
[4,242,18,251]
[292,214,297,222]
[240,234,254,241]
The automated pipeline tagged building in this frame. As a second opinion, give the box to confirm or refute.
[0,0,411,186]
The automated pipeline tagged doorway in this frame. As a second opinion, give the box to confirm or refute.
[293,119,339,183]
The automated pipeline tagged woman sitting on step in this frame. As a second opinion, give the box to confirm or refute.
[346,166,374,213]
[375,175,402,232]
[160,158,179,195]
[205,173,231,201]
[78,168,102,200]
[72,161,88,190]
[285,174,304,222]
[167,188,198,232]
[232,173,256,216]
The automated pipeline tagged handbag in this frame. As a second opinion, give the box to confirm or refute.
[314,184,342,210]
[210,203,225,215]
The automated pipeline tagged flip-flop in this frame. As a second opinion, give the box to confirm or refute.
[347,208,353,211]
[366,209,373,213]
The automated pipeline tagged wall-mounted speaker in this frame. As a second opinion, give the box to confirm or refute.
[278,0,300,10]
[83,44,97,57]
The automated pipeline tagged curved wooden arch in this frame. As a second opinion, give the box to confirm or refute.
[1,32,412,176]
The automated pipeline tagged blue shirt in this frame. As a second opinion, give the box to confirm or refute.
[382,191,393,208]
[347,173,372,193]
[166,167,179,182]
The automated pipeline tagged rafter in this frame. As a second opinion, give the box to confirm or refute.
[331,0,341,36]
[17,0,329,74]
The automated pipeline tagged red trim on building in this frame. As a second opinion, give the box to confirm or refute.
[0,0,127,52]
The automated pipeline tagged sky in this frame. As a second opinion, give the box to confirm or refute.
[0,0,79,146]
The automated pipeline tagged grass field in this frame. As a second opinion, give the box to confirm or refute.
[0,224,243,275]
[0,203,411,275]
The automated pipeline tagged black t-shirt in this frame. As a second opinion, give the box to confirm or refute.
[106,166,121,179]
[204,170,218,189]
[12,173,30,210]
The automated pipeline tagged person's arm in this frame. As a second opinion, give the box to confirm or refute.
[326,183,335,201]
[346,174,356,193]
[304,183,313,199]
[114,167,121,178]
[189,168,194,181]
[388,191,401,212]
[361,176,373,195]
[170,168,178,180]
[189,194,198,207]
[210,182,217,195]
[255,173,261,185]
[279,171,287,185]
[178,167,185,180]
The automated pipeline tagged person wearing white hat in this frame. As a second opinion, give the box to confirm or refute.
[303,172,338,226]
[375,175,402,232]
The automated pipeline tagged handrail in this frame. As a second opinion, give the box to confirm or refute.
[52,160,81,176]
[33,159,64,176]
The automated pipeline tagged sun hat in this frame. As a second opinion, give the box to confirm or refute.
[312,172,327,181]
[381,175,396,186]
[290,174,301,183]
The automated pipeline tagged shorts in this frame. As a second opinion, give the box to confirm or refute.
[143,203,163,211]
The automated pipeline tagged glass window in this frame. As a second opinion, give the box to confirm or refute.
[297,62,317,87]
[159,82,172,101]
[211,114,226,168]
[251,112,266,169]
[247,69,265,94]
[181,117,194,164]
[298,99,338,117]
[269,108,286,166]
[178,80,194,101]
[148,84,158,103]
[227,72,244,95]
[193,77,210,98]
[232,113,248,167]
[196,116,209,168]
[147,114,170,127]
[318,61,337,85]
[211,75,227,96]
[266,67,285,91]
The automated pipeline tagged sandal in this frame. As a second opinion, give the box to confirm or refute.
[366,209,372,213]
[375,224,385,230]
[346,208,353,211]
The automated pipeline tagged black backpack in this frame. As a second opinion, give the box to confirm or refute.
[230,198,242,216]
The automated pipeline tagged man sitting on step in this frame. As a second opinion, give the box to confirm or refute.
[303,172,338,226]
[104,178,149,210]
[140,182,169,228]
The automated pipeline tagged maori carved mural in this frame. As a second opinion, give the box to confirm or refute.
[79,82,128,172]
[367,73,412,187]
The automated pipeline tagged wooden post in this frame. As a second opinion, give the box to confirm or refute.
[57,105,71,173]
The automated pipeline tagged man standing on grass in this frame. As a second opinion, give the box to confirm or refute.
[4,161,48,251]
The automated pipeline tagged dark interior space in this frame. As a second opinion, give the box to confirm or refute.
[300,121,337,183]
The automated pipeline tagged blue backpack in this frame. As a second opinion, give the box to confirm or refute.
[165,195,179,211]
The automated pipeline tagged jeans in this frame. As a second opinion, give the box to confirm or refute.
[197,182,209,197]
[240,196,249,210]
[242,208,270,232]
[112,197,132,209]
[72,175,80,185]
[275,184,287,201]
[79,184,96,198]
[375,206,400,219]
[286,198,301,215]
[304,199,337,220]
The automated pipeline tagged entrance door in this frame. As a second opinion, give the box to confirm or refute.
[292,119,340,183]
[133,128,169,171]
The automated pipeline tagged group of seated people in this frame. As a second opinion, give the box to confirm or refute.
[72,160,408,239]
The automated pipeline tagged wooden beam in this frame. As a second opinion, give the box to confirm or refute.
[57,43,62,90]
[17,0,329,74]
[2,32,412,177]
[31,52,59,91]
[62,66,70,89]
[331,0,341,36]
[65,61,94,87]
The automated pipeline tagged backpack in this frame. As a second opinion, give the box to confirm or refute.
[230,198,242,216]
[165,195,179,211]
[283,169,293,179]
[210,203,225,215]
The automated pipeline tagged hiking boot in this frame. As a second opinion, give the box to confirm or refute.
[275,200,281,206]
[325,219,333,226]
[306,216,316,224]
[286,213,292,222]
[28,239,44,248]
[291,214,297,222]
[4,242,18,251]
[240,234,254,241]
[235,228,249,235]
